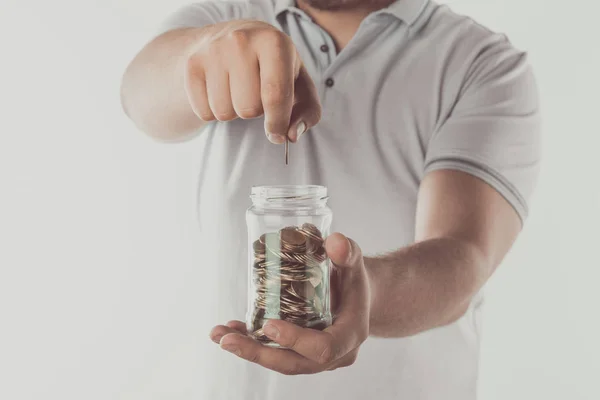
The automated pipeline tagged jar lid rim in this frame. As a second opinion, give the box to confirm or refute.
[250,185,328,202]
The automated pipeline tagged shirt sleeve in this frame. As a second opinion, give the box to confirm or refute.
[424,37,542,223]
[156,1,258,36]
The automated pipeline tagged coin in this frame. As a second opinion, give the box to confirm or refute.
[250,224,328,332]
[253,239,266,253]
[291,281,316,301]
[252,328,272,343]
[305,238,322,254]
[313,246,327,263]
[300,223,323,241]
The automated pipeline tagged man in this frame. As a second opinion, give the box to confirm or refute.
[121,0,540,398]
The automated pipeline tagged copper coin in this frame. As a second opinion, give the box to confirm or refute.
[309,234,325,249]
[253,239,266,253]
[280,228,306,247]
[300,223,323,240]
[251,225,328,331]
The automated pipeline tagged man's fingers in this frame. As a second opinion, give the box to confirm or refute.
[257,32,297,141]
[229,48,263,119]
[210,326,239,344]
[225,320,248,333]
[263,319,357,365]
[206,67,236,121]
[326,349,359,371]
[287,66,321,142]
[219,333,318,375]
[261,234,368,365]
[209,320,247,344]
[185,57,214,121]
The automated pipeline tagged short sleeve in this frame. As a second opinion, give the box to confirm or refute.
[157,1,258,36]
[424,37,541,222]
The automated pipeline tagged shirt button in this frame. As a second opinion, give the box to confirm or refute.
[320,44,329,53]
[325,78,334,87]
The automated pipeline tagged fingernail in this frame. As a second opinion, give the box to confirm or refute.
[221,344,241,356]
[263,324,279,339]
[296,121,307,140]
[266,132,285,144]
[345,237,353,263]
[210,334,223,344]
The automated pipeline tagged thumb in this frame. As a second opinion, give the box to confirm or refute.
[287,65,322,142]
[325,233,367,313]
[323,233,370,352]
[325,232,363,270]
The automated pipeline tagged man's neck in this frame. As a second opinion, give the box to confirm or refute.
[297,1,395,51]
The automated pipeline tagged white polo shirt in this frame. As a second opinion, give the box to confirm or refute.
[156,1,541,399]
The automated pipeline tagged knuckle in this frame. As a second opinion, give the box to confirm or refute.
[347,237,362,253]
[279,369,295,376]
[261,29,289,49]
[185,55,201,75]
[285,333,300,350]
[206,42,220,58]
[227,29,251,47]
[347,352,358,366]
[311,107,322,124]
[316,339,334,365]
[247,351,261,364]
[262,82,293,105]
[279,363,301,376]
[360,332,368,344]
[300,107,321,127]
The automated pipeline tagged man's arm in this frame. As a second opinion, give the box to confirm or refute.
[207,169,523,374]
[367,168,521,337]
[121,20,321,143]
[207,168,522,374]
[120,28,211,141]
[207,32,538,376]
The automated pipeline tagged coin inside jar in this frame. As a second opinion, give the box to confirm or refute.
[253,239,266,253]
[291,280,316,300]
[280,227,305,244]
[300,223,323,241]
[280,228,307,252]
[250,223,328,344]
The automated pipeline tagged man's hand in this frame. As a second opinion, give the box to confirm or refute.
[209,233,370,375]
[186,20,322,143]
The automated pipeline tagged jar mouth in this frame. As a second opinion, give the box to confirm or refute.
[250,185,328,203]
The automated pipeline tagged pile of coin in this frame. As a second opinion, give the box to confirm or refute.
[250,223,328,344]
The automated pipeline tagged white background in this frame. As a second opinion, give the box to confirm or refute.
[0,0,598,399]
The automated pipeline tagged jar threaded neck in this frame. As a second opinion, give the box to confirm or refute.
[250,185,328,209]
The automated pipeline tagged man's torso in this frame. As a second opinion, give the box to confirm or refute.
[161,1,530,398]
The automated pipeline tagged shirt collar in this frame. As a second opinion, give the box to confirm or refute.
[381,0,428,26]
[274,0,428,26]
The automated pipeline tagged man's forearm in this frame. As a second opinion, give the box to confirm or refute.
[365,237,492,338]
[120,27,209,141]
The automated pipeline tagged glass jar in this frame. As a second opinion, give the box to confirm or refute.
[246,185,333,347]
